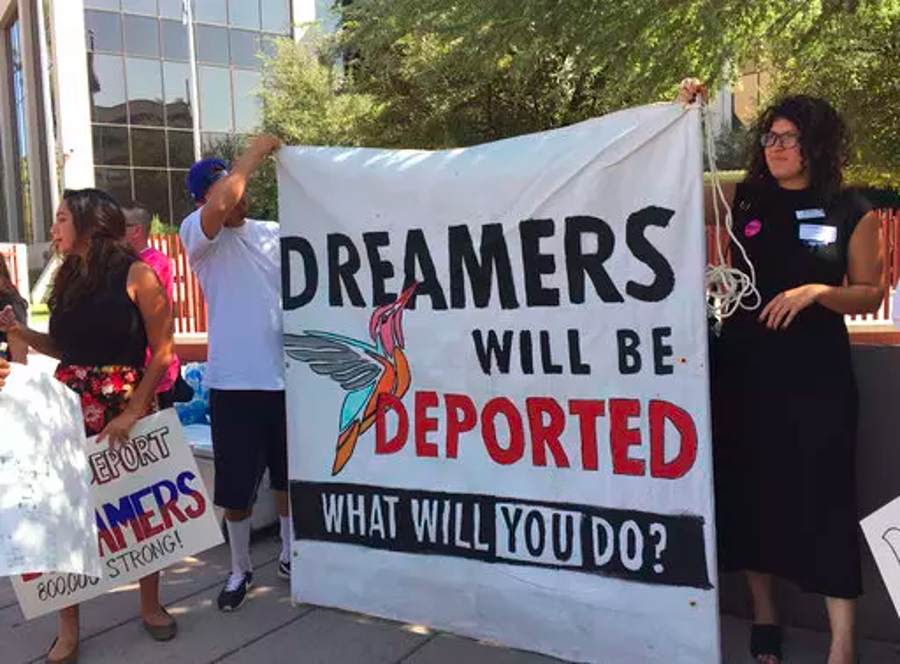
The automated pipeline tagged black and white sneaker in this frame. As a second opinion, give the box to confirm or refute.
[277,557,290,580]
[217,571,253,612]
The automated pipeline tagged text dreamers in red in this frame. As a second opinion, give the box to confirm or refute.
[375,392,697,478]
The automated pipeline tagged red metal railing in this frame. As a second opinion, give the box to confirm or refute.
[148,234,208,334]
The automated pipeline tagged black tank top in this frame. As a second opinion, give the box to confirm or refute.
[50,260,148,368]
[717,182,870,379]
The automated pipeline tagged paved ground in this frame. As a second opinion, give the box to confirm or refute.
[3,531,899,664]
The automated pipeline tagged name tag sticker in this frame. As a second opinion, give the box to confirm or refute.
[798,223,837,246]
[795,208,827,220]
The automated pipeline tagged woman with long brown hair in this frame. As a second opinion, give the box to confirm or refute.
[1,188,178,662]
[0,255,27,363]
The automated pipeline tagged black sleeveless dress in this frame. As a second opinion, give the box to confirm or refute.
[49,259,150,436]
[711,182,871,599]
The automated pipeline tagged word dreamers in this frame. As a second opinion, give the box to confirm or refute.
[282,209,677,311]
[96,471,206,555]
[90,426,172,485]
[375,393,697,478]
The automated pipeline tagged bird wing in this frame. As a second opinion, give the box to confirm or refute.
[284,332,384,392]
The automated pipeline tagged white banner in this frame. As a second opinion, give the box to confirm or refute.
[0,365,98,578]
[12,409,224,619]
[279,103,718,663]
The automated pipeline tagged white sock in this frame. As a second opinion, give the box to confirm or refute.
[226,517,253,577]
[280,515,292,563]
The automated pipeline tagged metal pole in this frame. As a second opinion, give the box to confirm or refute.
[183,0,201,161]
[35,0,60,210]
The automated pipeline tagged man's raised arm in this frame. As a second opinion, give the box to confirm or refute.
[200,133,282,240]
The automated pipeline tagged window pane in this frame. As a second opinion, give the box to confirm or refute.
[228,0,259,29]
[167,130,195,168]
[133,169,171,223]
[122,0,157,15]
[161,19,189,60]
[198,66,232,132]
[201,131,230,158]
[126,57,164,126]
[196,24,229,65]
[261,0,290,33]
[232,70,261,133]
[93,125,130,165]
[95,167,133,205]
[85,10,122,53]
[131,127,168,166]
[230,29,260,69]
[163,61,194,128]
[158,0,182,19]
[259,33,279,59]
[170,170,194,224]
[88,54,128,124]
[123,15,160,57]
[194,0,227,24]
[85,0,121,11]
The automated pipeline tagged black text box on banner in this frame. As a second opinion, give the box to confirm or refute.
[291,481,711,589]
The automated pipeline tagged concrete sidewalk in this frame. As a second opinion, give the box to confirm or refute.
[3,531,899,663]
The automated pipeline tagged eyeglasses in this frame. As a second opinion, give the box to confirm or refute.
[760,131,800,149]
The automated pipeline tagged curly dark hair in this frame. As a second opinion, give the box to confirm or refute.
[49,189,138,316]
[745,95,849,201]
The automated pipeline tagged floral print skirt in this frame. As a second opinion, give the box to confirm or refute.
[54,365,155,437]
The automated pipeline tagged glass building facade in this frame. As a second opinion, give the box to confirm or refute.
[84,0,292,226]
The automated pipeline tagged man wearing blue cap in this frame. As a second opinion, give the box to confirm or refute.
[180,134,289,612]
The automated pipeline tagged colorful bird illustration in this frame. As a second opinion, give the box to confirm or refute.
[284,283,418,476]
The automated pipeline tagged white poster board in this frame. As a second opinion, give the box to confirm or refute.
[279,103,719,663]
[12,409,224,619]
[0,364,98,578]
[862,496,900,617]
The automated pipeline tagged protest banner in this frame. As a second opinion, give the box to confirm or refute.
[0,365,99,578]
[12,409,223,619]
[279,103,718,663]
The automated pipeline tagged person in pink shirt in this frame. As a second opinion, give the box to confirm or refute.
[123,201,184,409]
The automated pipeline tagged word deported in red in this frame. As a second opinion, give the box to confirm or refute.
[89,426,172,485]
[375,392,697,479]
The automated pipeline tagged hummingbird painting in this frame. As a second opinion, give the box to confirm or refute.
[284,283,418,475]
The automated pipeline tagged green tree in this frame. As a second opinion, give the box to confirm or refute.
[258,35,382,146]
[257,2,900,188]
[764,6,900,188]
[337,0,839,148]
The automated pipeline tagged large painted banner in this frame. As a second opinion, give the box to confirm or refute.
[279,103,718,663]
[13,409,223,619]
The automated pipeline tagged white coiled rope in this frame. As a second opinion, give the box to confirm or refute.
[701,102,760,325]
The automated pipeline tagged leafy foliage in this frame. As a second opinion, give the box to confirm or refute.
[251,1,900,202]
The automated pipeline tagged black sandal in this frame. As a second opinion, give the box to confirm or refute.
[750,624,783,663]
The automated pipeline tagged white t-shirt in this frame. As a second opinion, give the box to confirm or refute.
[180,209,284,391]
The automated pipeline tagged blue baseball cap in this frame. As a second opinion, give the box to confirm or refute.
[187,158,229,202]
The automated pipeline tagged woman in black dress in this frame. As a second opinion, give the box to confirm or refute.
[680,82,884,664]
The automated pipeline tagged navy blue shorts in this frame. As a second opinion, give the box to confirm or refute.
[209,389,288,510]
